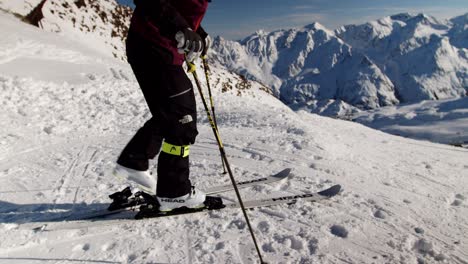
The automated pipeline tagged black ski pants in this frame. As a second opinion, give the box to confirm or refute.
[117,32,198,198]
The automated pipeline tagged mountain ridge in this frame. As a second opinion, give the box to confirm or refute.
[212,12,468,117]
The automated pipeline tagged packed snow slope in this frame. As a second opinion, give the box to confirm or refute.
[1,11,468,264]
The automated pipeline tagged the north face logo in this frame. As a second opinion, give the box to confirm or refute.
[179,115,193,124]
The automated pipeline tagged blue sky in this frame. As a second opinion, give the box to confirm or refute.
[118,0,467,40]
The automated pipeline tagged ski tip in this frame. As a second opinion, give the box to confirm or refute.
[273,168,292,179]
[32,224,48,233]
[318,184,342,197]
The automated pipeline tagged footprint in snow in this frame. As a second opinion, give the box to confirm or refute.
[273,234,304,250]
[87,74,96,80]
[374,209,388,219]
[413,238,446,262]
[73,243,90,252]
[127,254,138,262]
[262,242,276,253]
[257,221,270,233]
[451,194,465,206]
[403,199,412,204]
[308,238,319,255]
[313,155,324,160]
[414,227,425,235]
[228,219,246,230]
[330,225,348,238]
[215,242,225,250]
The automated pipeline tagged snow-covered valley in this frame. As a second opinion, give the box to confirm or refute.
[353,97,468,146]
[1,4,468,264]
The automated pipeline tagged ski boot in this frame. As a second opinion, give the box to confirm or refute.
[135,187,224,219]
[113,164,156,195]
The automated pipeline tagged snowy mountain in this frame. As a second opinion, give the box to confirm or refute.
[449,13,468,50]
[5,0,465,119]
[0,0,132,60]
[212,23,399,118]
[211,13,468,117]
[1,9,468,264]
[337,13,467,103]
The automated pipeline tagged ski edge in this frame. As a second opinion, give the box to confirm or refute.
[225,184,342,210]
[202,168,291,194]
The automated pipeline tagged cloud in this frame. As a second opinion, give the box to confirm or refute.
[292,5,319,11]
[231,11,326,34]
[261,12,325,27]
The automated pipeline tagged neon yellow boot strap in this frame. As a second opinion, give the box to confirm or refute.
[161,142,190,158]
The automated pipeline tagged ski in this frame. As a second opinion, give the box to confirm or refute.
[83,168,291,219]
[23,168,291,229]
[31,184,341,231]
[202,168,291,195]
[136,184,342,219]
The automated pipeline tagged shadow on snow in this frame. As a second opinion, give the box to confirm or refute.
[0,200,118,224]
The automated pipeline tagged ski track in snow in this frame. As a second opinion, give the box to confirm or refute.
[0,11,468,264]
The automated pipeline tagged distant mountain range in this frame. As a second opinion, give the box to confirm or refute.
[211,13,468,117]
[1,0,466,117]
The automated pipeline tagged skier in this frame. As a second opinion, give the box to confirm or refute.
[113,0,211,212]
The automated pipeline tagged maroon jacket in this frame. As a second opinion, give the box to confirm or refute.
[130,0,209,65]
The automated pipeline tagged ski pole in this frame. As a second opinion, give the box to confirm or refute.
[201,56,227,174]
[187,59,266,264]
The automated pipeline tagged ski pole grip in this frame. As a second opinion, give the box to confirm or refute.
[186,57,197,73]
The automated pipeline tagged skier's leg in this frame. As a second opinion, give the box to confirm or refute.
[115,116,162,194]
[118,29,181,169]
[117,118,163,171]
[114,50,166,193]
[117,31,202,202]
[156,65,199,198]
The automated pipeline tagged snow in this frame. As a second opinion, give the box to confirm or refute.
[352,97,468,145]
[1,8,468,264]
[0,0,133,61]
[0,10,126,84]
[0,0,42,16]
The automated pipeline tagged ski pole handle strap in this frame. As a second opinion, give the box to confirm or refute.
[161,142,190,158]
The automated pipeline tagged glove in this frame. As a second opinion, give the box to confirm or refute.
[175,28,203,61]
[197,26,211,57]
